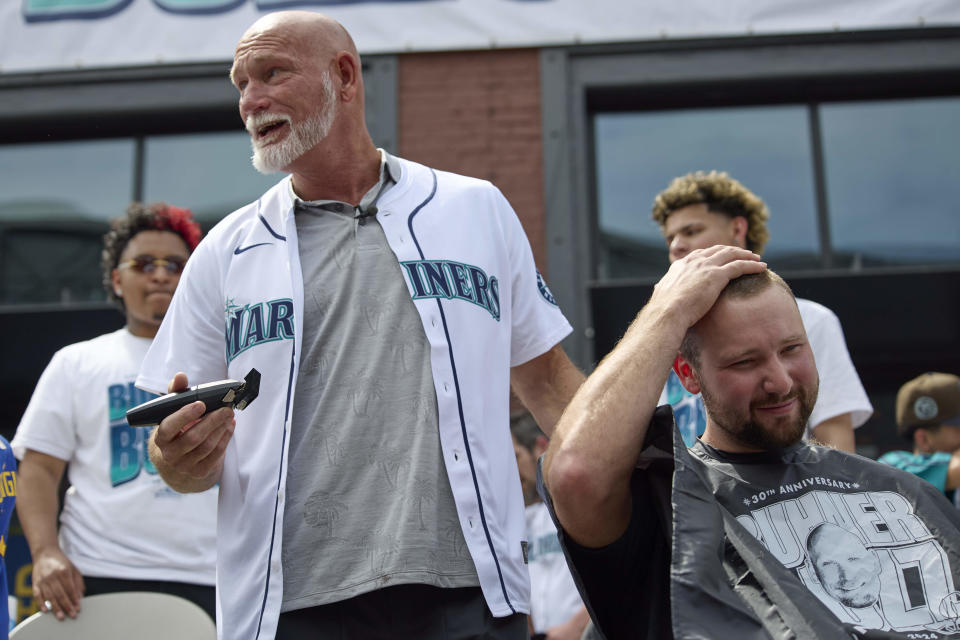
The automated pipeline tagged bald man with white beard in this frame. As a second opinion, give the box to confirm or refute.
[138,10,584,640]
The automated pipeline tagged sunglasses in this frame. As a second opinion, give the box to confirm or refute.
[117,255,187,276]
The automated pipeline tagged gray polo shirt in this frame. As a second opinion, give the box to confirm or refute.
[281,151,479,612]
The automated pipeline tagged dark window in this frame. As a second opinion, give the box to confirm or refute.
[143,131,282,228]
[821,97,960,268]
[593,96,960,279]
[0,139,135,304]
[595,105,820,280]
[0,131,283,306]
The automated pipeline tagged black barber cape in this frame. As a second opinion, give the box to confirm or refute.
[538,406,960,639]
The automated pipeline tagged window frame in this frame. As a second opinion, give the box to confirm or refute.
[0,56,398,310]
[540,28,960,366]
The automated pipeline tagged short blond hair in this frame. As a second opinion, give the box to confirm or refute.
[652,171,770,255]
[679,270,794,367]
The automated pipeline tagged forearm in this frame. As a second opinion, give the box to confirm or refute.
[18,455,85,619]
[511,345,585,437]
[148,428,221,493]
[16,463,64,558]
[549,303,682,474]
[543,302,686,545]
[564,606,591,635]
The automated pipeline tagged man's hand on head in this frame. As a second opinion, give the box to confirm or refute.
[541,245,764,548]
[648,245,766,330]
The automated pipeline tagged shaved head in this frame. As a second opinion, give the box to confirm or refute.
[233,11,358,84]
[246,11,356,51]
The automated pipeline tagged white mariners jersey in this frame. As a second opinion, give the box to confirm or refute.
[137,156,573,639]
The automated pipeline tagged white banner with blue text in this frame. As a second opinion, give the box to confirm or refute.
[2,0,959,74]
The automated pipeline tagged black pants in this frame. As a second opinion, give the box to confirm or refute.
[276,584,527,640]
[83,575,216,623]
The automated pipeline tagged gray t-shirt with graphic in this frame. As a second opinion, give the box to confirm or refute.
[281,153,479,612]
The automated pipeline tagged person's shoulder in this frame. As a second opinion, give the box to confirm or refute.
[796,297,840,325]
[54,328,126,359]
[389,157,513,227]
[795,297,850,351]
[398,156,498,193]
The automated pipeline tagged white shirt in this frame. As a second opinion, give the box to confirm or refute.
[13,328,217,584]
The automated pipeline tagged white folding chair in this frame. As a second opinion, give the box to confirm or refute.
[10,591,215,640]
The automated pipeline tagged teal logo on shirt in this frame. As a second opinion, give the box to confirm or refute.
[401,260,500,321]
[536,269,558,307]
[225,298,295,363]
[109,382,159,486]
[665,371,707,447]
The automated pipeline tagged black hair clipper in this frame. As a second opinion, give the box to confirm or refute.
[126,368,261,427]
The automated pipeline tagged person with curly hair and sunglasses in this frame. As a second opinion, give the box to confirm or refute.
[11,203,217,625]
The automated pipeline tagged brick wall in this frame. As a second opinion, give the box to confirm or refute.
[396,49,547,269]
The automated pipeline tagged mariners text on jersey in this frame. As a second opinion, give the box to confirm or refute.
[401,259,500,321]
[225,298,295,363]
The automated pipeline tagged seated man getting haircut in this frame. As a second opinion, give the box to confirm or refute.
[542,246,960,639]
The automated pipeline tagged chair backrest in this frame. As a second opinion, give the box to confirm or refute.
[10,592,216,640]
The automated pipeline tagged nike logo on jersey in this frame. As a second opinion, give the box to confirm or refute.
[401,259,500,321]
[225,298,295,363]
[234,242,272,255]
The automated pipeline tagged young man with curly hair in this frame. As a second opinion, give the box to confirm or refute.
[650,171,872,451]
[12,203,217,623]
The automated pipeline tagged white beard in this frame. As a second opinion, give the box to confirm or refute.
[247,71,338,174]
